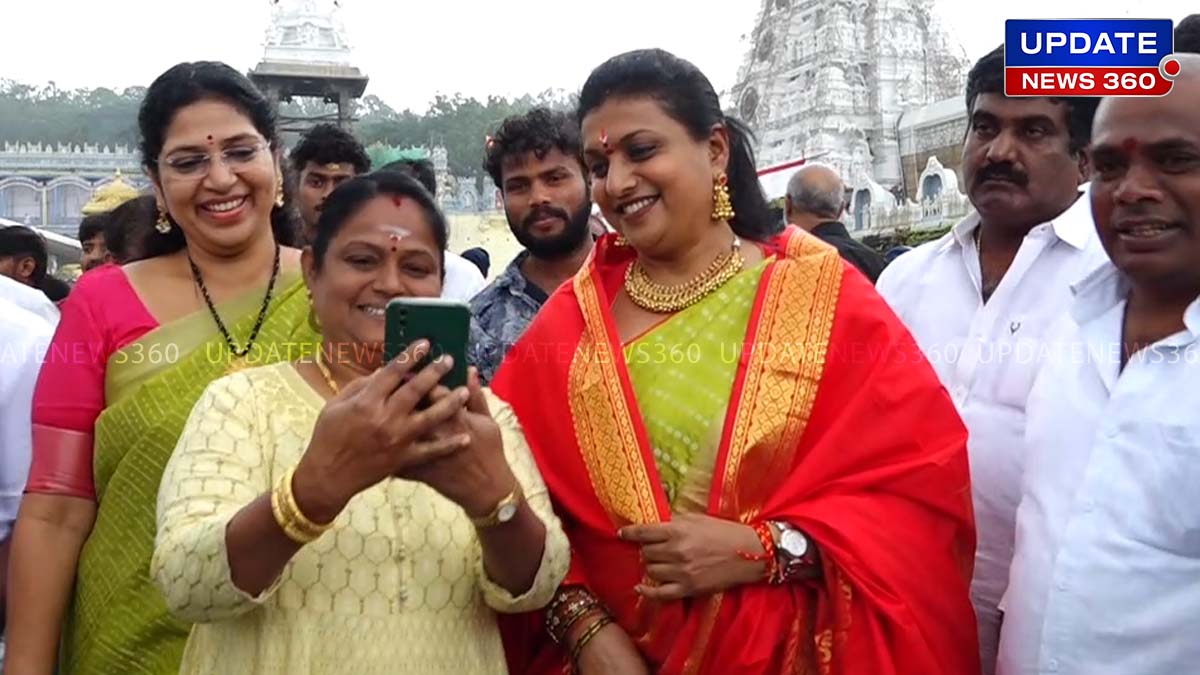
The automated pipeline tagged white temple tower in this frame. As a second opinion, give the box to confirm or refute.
[731,0,967,190]
[249,0,369,132]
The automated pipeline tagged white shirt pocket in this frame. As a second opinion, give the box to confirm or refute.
[992,332,1044,410]
[1151,424,1200,552]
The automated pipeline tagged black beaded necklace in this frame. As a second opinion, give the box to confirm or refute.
[188,242,281,358]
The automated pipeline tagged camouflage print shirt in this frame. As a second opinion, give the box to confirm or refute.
[468,251,548,384]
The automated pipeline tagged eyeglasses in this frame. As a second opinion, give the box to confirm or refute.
[157,141,270,180]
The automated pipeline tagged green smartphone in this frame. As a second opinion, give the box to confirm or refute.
[384,297,470,390]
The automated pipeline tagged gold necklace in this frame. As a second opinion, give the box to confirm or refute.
[624,237,744,313]
[314,349,340,395]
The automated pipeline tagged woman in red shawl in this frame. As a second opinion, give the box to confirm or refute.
[493,49,979,675]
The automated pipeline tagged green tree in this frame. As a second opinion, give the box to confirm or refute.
[0,78,572,180]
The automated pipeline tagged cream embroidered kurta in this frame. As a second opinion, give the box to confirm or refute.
[151,362,569,675]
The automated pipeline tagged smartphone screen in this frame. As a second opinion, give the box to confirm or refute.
[384,297,470,390]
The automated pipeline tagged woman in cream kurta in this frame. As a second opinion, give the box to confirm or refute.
[152,361,568,674]
[151,171,569,675]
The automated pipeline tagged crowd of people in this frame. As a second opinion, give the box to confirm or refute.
[0,12,1197,675]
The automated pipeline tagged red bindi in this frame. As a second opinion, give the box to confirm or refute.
[1121,138,1138,154]
[392,196,406,207]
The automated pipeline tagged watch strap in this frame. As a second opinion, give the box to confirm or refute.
[469,483,523,528]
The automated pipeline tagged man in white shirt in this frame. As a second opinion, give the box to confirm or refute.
[0,298,54,637]
[0,273,58,327]
[998,55,1200,675]
[441,250,487,301]
[875,45,1108,673]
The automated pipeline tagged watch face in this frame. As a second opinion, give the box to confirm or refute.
[780,529,807,557]
[497,503,519,523]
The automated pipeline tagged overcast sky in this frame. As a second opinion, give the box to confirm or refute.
[2,1,1192,112]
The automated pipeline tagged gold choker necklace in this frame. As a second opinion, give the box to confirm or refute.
[624,237,744,313]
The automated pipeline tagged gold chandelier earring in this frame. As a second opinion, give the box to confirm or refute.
[274,174,285,208]
[711,173,735,222]
[155,205,172,234]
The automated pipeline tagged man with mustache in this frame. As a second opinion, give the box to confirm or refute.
[998,54,1200,675]
[469,108,594,383]
[876,45,1109,674]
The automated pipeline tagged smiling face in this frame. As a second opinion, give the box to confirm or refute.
[303,195,444,370]
[500,148,591,259]
[1089,81,1200,295]
[152,98,280,255]
[962,94,1085,231]
[581,96,729,256]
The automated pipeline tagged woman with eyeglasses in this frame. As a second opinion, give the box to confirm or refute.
[5,62,317,675]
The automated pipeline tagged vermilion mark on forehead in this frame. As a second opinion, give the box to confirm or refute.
[392,196,407,207]
[1122,138,1138,154]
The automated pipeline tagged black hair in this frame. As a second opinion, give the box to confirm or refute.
[965,45,1099,156]
[40,276,71,303]
[0,225,48,284]
[105,194,158,264]
[483,107,586,190]
[135,61,299,258]
[578,49,777,241]
[460,246,490,277]
[78,213,110,244]
[311,171,448,279]
[289,123,371,175]
[1177,14,1200,53]
[378,158,437,197]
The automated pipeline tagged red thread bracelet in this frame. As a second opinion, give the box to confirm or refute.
[737,522,779,583]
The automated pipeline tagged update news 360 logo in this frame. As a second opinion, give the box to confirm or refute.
[1005,19,1182,97]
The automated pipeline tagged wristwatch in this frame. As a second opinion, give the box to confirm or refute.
[470,483,524,528]
[769,521,818,581]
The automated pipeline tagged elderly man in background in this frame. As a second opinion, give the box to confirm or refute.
[785,164,886,281]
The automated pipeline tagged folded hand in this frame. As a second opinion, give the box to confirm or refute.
[618,512,767,601]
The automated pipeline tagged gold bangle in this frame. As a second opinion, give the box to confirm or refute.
[281,466,336,535]
[271,467,335,544]
[569,615,614,666]
[270,476,316,544]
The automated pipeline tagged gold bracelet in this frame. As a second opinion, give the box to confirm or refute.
[270,476,316,544]
[271,467,335,544]
[281,466,336,535]
[569,614,614,667]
